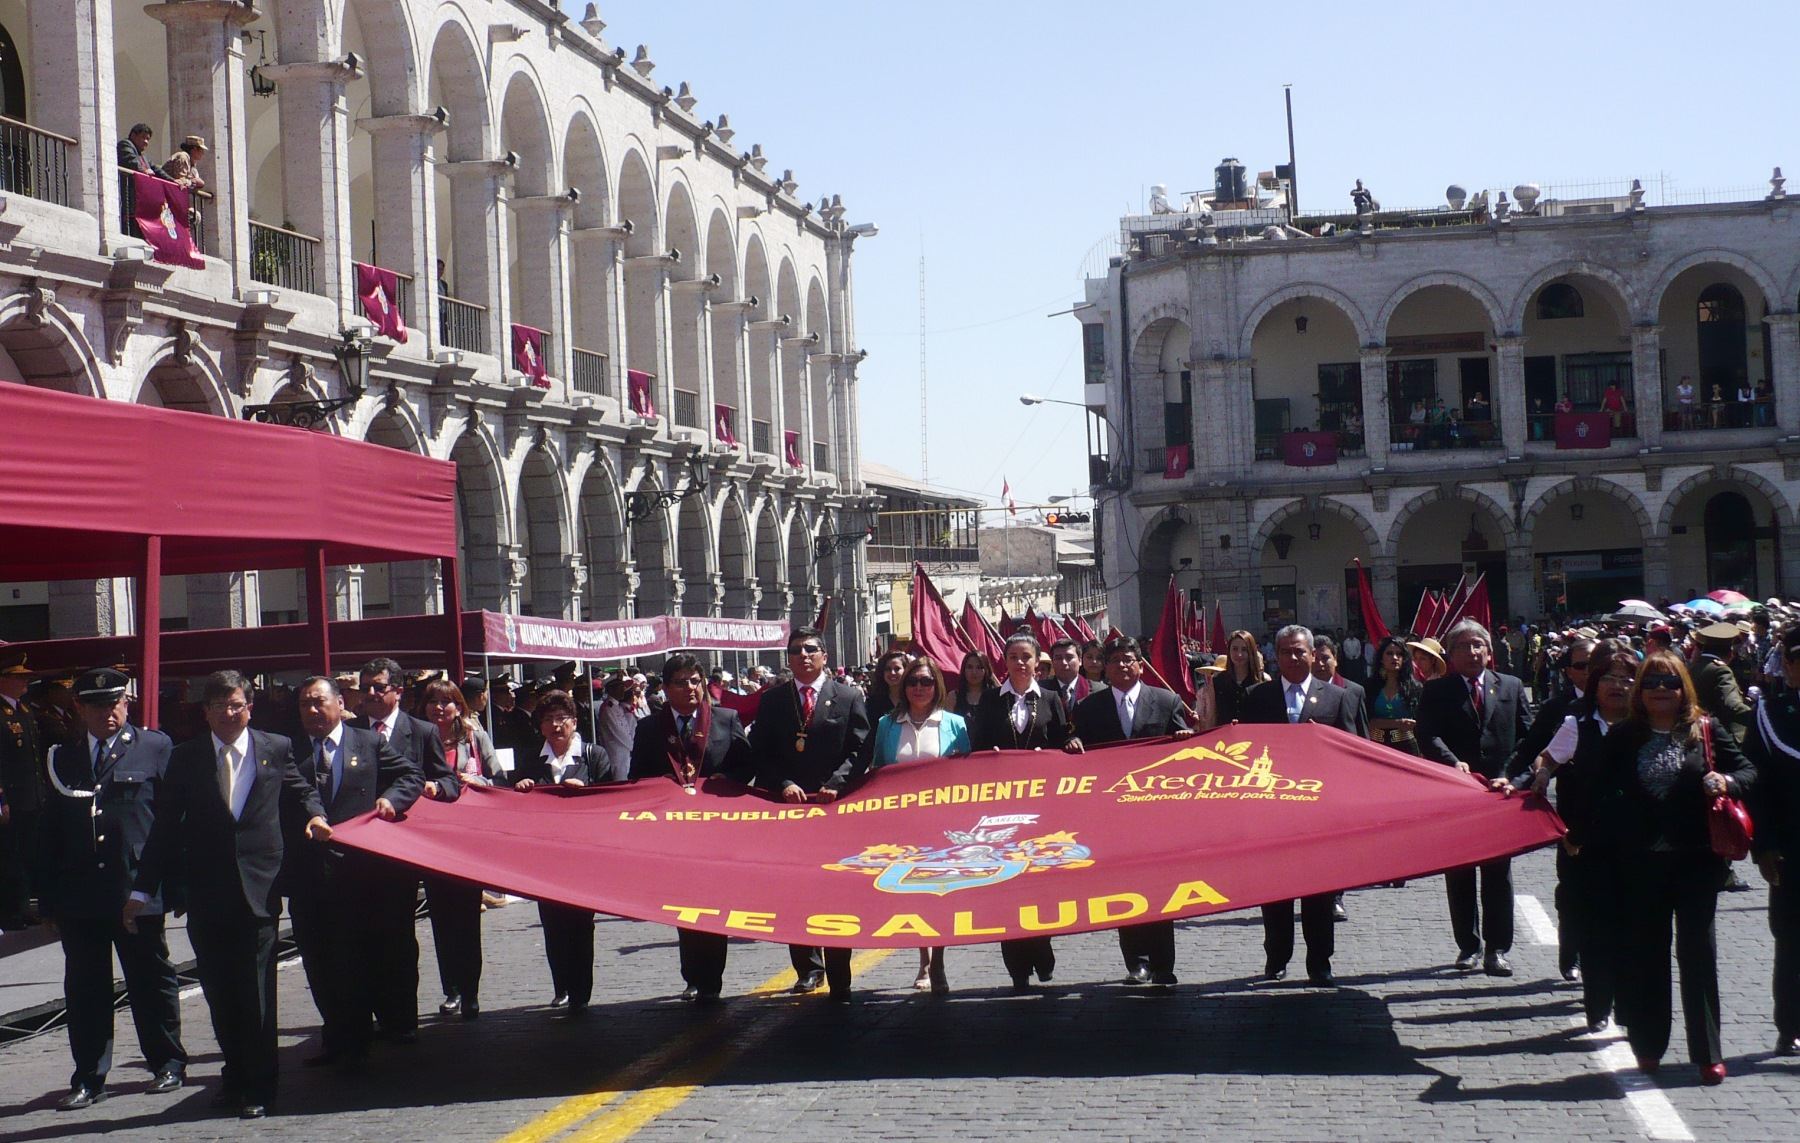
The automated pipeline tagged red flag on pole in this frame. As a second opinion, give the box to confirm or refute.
[1003,478,1017,517]
[1069,614,1099,644]
[511,323,550,387]
[1460,576,1492,631]
[910,564,976,673]
[1150,576,1197,706]
[1352,558,1390,642]
[353,262,408,343]
[129,172,203,268]
[1027,606,1063,651]
[1210,602,1227,657]
[1440,573,1489,633]
[627,369,657,418]
[960,598,1005,671]
[813,594,833,633]
[1435,576,1471,639]
[999,607,1020,639]
[1414,592,1443,639]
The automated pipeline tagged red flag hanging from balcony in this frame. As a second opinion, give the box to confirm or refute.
[1150,576,1196,707]
[511,323,549,388]
[783,430,803,469]
[909,564,975,673]
[129,172,203,269]
[1554,411,1611,449]
[714,404,739,447]
[1163,443,1191,479]
[353,262,408,344]
[627,369,657,417]
[1352,558,1390,642]
[1282,430,1337,467]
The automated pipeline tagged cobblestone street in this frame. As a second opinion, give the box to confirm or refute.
[3,848,1796,1142]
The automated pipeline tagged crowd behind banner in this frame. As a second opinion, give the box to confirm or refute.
[4,589,1800,1115]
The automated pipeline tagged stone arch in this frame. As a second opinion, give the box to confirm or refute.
[1649,249,1783,317]
[752,495,786,618]
[0,290,104,396]
[618,146,661,386]
[1783,260,1800,313]
[627,470,675,618]
[342,0,422,117]
[1657,465,1796,534]
[785,507,816,620]
[362,401,426,452]
[1383,484,1517,557]
[1251,496,1381,558]
[516,440,571,617]
[743,232,774,450]
[497,63,555,197]
[563,108,612,365]
[675,494,715,587]
[561,106,611,229]
[363,404,438,614]
[616,144,660,252]
[1522,476,1652,540]
[717,489,754,616]
[805,275,830,470]
[665,178,704,426]
[133,341,233,417]
[1509,261,1642,329]
[425,13,492,163]
[1238,283,1372,357]
[1375,272,1509,340]
[578,450,628,620]
[450,425,508,610]
[1128,302,1191,358]
[777,254,804,441]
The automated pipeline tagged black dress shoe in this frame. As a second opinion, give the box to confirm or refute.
[1124,964,1152,985]
[461,999,480,1020]
[827,987,853,1004]
[1148,970,1178,988]
[694,990,723,1006]
[1484,952,1513,977]
[148,1067,184,1094]
[550,993,569,1008]
[791,970,825,994]
[56,1084,106,1111]
[439,994,462,1015]
[1010,974,1033,994]
[1561,965,1583,984]
[679,985,702,1001]
[1724,869,1753,892]
[1776,1036,1800,1056]
[1308,970,1336,987]
[1262,963,1288,983]
[240,1103,268,1119]
[1454,951,1482,971]
[556,1002,589,1020]
[210,1090,238,1110]
[1036,967,1054,983]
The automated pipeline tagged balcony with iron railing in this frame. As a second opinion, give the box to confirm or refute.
[813,442,829,472]
[2,116,73,207]
[248,219,320,294]
[673,388,700,428]
[118,166,212,256]
[571,347,607,398]
[752,419,772,455]
[439,294,487,354]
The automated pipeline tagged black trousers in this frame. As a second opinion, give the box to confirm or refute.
[187,906,278,1104]
[1772,867,1800,1040]
[1554,845,1580,974]
[788,944,853,991]
[0,808,40,919]
[539,903,595,1007]
[425,876,483,1004]
[58,913,186,1088]
[1261,894,1336,977]
[373,876,421,1035]
[1621,852,1725,1065]
[1445,857,1513,955]
[289,874,413,1056]
[677,929,728,994]
[1562,847,1623,1026]
[999,937,1055,983]
[1117,920,1175,974]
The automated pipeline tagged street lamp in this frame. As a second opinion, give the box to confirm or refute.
[1018,393,1127,490]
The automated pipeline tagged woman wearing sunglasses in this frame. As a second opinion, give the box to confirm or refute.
[1584,648,1753,1083]
[870,658,971,995]
[1748,625,1800,1057]
[1528,638,1638,1034]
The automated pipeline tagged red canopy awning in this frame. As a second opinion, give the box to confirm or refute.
[0,382,456,580]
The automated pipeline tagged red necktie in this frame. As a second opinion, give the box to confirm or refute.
[801,686,815,724]
[1470,678,1484,717]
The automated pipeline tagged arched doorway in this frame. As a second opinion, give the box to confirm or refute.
[1256,504,1374,634]
[1520,274,1633,439]
[1666,478,1783,599]
[1657,263,1771,429]
[1249,298,1363,459]
[1135,510,1200,636]
[675,497,714,616]
[1526,485,1646,615]
[629,485,673,617]
[516,445,568,617]
[579,460,627,620]
[1130,316,1191,473]
[743,235,774,455]
[1704,492,1757,594]
[364,408,437,616]
[1382,283,1499,451]
[451,431,506,610]
[1392,495,1509,628]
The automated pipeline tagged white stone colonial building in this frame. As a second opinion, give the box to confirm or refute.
[0,0,875,663]
[1078,174,1800,637]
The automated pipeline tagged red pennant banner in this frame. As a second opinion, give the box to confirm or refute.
[333,726,1564,948]
[627,369,657,417]
[1151,576,1196,706]
[1163,443,1191,479]
[353,262,408,344]
[910,563,976,673]
[511,323,549,388]
[714,403,739,447]
[129,172,203,268]
[784,430,803,469]
[1353,559,1390,643]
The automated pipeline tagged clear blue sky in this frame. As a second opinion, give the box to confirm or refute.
[567,1,1798,507]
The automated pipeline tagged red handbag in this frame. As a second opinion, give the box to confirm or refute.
[1700,718,1754,861]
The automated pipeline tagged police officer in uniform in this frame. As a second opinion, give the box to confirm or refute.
[1749,625,1800,1055]
[39,668,187,1110]
[0,650,46,928]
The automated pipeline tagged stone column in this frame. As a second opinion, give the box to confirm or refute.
[1505,541,1535,626]
[1641,535,1671,605]
[669,278,717,427]
[185,571,260,629]
[388,560,438,616]
[570,229,625,394]
[48,580,116,638]
[503,546,526,615]
[1371,554,1399,634]
[563,556,587,622]
[1494,336,1527,459]
[749,320,786,458]
[148,1,258,281]
[31,1,116,247]
[262,58,361,315]
[440,159,515,360]
[1630,323,1665,449]
[1194,360,1234,475]
[358,113,446,347]
[624,257,674,416]
[1359,346,1391,468]
[328,566,362,621]
[511,195,575,387]
[1765,313,1800,436]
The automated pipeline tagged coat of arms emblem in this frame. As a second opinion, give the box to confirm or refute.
[824,814,1093,895]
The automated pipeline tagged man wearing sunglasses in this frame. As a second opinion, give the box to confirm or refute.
[1510,636,1596,787]
[750,626,871,1000]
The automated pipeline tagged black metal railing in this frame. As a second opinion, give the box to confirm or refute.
[673,388,700,427]
[439,295,488,354]
[1666,399,1774,431]
[248,219,320,294]
[868,544,980,566]
[752,419,772,454]
[1388,417,1500,451]
[119,167,212,257]
[1,116,72,206]
[572,347,607,397]
[813,442,829,471]
[392,270,413,322]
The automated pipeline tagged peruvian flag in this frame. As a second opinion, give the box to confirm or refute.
[783,430,803,469]
[353,262,408,343]
[627,369,657,417]
[1003,478,1017,517]
[511,323,549,388]
[714,404,739,447]
[130,172,203,268]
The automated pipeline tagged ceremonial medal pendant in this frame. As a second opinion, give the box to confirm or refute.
[795,733,807,753]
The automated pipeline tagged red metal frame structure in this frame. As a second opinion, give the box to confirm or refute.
[0,383,461,726]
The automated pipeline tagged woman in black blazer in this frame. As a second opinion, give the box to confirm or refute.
[867,650,909,726]
[953,649,998,720]
[1586,649,1752,1084]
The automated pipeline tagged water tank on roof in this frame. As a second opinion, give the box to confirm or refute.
[1214,158,1247,203]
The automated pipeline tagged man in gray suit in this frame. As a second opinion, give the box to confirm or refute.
[1244,626,1364,985]
[1066,636,1193,986]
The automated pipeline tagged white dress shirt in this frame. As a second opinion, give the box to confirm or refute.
[1111,681,1143,733]
[999,679,1040,734]
[212,727,254,819]
[310,722,347,799]
[889,711,945,766]
[540,732,587,783]
[1284,674,1314,723]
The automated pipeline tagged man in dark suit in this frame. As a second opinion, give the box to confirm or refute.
[751,625,871,1000]
[129,670,328,1120]
[1245,628,1363,986]
[971,633,1070,991]
[1065,635,1194,986]
[630,653,752,1003]
[1417,618,1534,976]
[1044,638,1095,707]
[352,657,459,1042]
[0,651,46,930]
[116,123,164,175]
[40,668,186,1110]
[1310,635,1369,738]
[284,675,421,1066]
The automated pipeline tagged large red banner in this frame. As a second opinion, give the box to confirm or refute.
[353,261,408,343]
[333,726,1563,948]
[1555,411,1611,449]
[476,612,788,661]
[129,172,203,268]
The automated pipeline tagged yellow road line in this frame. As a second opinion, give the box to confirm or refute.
[498,949,893,1143]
